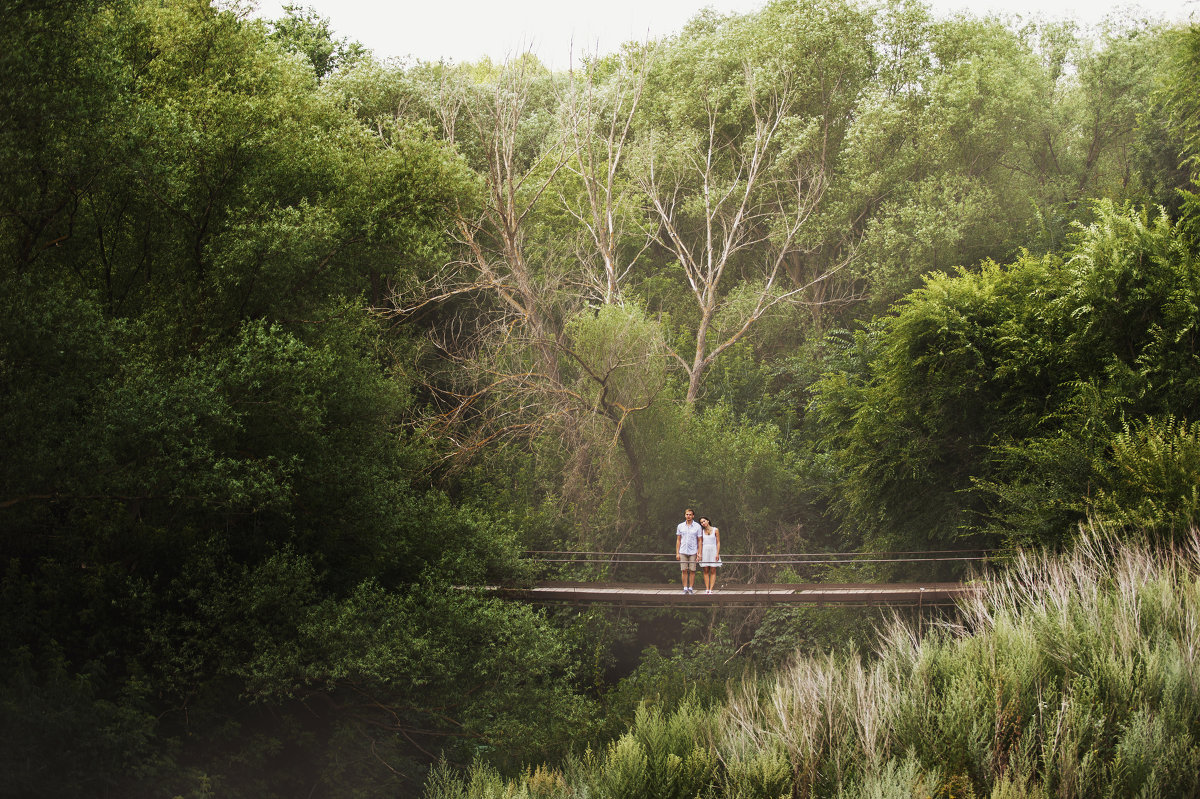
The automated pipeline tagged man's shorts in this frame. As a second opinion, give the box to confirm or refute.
[679,552,699,571]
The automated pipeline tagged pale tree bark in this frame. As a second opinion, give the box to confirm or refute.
[557,48,655,305]
[637,62,853,403]
[390,57,665,536]
[397,56,573,385]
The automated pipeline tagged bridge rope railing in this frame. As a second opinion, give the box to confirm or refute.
[520,548,997,583]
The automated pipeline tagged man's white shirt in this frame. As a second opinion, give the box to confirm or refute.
[676,520,702,555]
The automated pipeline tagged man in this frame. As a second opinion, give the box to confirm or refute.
[675,508,702,594]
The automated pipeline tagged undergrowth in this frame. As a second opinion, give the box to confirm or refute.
[425,529,1200,798]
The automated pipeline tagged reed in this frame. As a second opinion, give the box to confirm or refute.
[429,529,1200,798]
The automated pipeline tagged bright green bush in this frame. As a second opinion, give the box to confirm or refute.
[1091,415,1200,537]
[597,732,652,798]
[810,200,1200,553]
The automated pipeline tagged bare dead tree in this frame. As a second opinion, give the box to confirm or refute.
[387,57,671,537]
[557,46,656,305]
[421,306,669,547]
[392,56,576,384]
[635,61,856,403]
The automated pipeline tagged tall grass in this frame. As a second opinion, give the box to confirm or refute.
[425,530,1200,798]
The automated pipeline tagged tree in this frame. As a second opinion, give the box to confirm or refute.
[809,201,1200,553]
[0,0,135,276]
[406,55,570,377]
[267,3,367,80]
[1154,24,1200,175]
[394,57,682,539]
[558,46,655,305]
[818,13,1181,313]
[1151,23,1200,235]
[631,0,874,402]
[0,1,594,794]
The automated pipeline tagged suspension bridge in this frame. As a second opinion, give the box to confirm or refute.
[482,549,993,608]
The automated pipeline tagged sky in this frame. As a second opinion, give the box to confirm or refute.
[250,0,1197,70]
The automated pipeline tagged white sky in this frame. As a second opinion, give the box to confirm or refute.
[251,0,1197,69]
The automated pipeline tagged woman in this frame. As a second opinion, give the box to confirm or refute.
[698,516,721,594]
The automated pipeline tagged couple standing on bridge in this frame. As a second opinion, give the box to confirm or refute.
[675,508,721,594]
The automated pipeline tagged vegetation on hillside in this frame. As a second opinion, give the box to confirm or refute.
[427,532,1200,799]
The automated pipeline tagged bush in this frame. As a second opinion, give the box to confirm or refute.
[439,531,1200,798]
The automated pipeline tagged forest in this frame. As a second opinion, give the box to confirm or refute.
[1,0,1198,796]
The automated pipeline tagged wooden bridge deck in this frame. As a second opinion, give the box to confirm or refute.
[487,582,980,607]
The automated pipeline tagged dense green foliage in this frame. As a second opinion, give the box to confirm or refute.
[3,0,1198,795]
[810,202,1200,553]
[1,1,587,795]
[353,1,1193,567]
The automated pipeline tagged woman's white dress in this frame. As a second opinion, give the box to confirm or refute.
[700,531,721,568]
